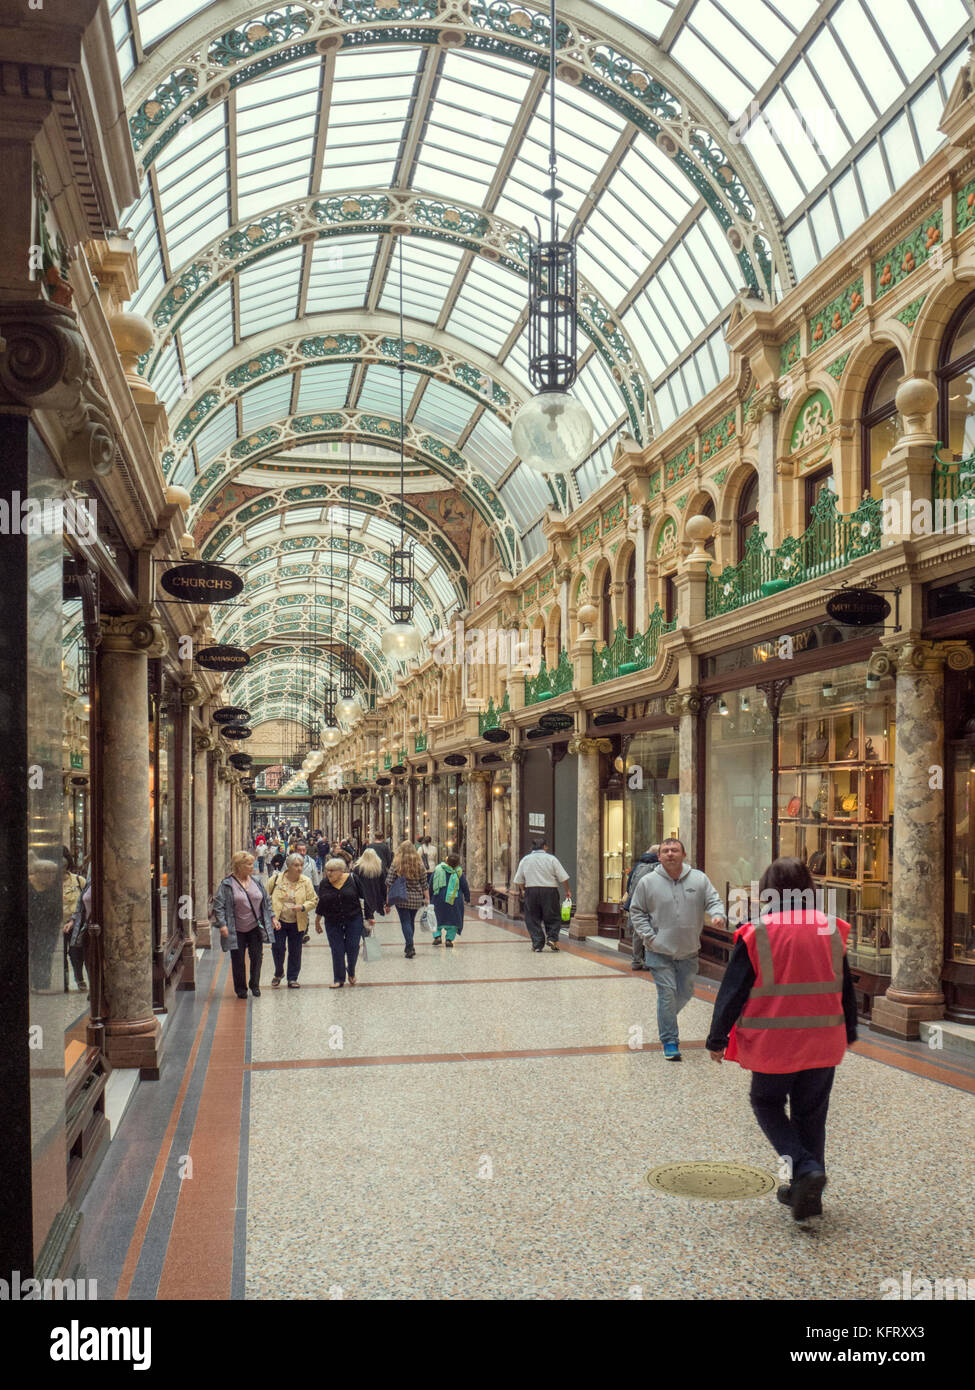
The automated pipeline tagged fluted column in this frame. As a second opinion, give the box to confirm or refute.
[505,748,524,917]
[750,387,780,544]
[427,775,440,859]
[870,639,973,1038]
[568,736,612,938]
[98,616,167,1074]
[463,770,491,898]
[391,786,403,847]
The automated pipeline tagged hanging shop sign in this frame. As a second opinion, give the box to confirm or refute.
[213,705,251,724]
[825,589,891,628]
[376,776,391,786]
[196,645,250,671]
[160,561,243,603]
[592,710,624,726]
[443,753,467,766]
[220,724,252,740]
[483,726,510,743]
[229,753,253,770]
[538,711,574,733]
[389,763,406,775]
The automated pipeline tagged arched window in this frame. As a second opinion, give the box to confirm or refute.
[861,351,903,498]
[624,550,636,637]
[938,295,975,461]
[736,473,759,562]
[805,466,837,526]
[598,567,612,644]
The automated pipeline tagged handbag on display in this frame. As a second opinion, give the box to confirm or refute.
[806,722,829,761]
[841,736,858,760]
[865,737,878,761]
[807,849,827,875]
[785,795,801,818]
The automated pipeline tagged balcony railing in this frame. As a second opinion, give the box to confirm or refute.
[933,443,975,524]
[478,691,510,735]
[593,605,676,684]
[525,649,573,705]
[414,733,428,753]
[383,753,392,769]
[706,490,883,618]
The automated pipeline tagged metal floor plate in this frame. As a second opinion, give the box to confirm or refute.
[646,1161,777,1200]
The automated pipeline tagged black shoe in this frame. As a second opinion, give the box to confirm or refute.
[790,1170,826,1220]
[532,945,544,952]
[287,981,300,989]
[445,939,453,948]
[631,961,644,971]
[271,975,283,987]
[405,946,415,958]
[236,991,248,999]
[250,986,261,997]
[547,940,560,951]
[777,1185,793,1207]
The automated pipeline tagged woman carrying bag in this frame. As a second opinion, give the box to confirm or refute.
[269,852,317,988]
[212,851,277,999]
[384,840,430,960]
[354,847,386,921]
[315,857,374,988]
[430,851,470,947]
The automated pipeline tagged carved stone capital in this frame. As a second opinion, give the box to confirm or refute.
[0,300,114,478]
[462,769,492,784]
[555,562,573,584]
[99,613,169,658]
[567,736,612,756]
[180,679,208,707]
[194,730,216,753]
[749,385,781,424]
[665,688,702,717]
[501,747,525,765]
[869,638,974,679]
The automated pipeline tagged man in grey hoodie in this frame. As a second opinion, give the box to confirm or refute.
[627,838,725,1061]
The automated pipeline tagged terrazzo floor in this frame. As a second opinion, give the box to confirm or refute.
[82,910,975,1302]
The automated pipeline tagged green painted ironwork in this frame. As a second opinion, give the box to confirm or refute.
[414,733,428,753]
[383,753,392,770]
[525,650,573,705]
[593,606,676,684]
[932,443,975,527]
[705,490,883,618]
[478,691,510,735]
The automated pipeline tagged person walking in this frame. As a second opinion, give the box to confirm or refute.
[295,840,321,889]
[365,835,392,873]
[354,847,386,922]
[706,857,858,1221]
[512,839,570,952]
[212,850,277,999]
[627,837,725,1060]
[315,834,330,874]
[419,835,438,888]
[269,853,317,989]
[315,857,373,988]
[62,849,88,992]
[624,844,659,971]
[253,837,270,886]
[385,840,430,959]
[430,851,470,947]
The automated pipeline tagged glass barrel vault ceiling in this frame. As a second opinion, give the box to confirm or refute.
[112,0,974,709]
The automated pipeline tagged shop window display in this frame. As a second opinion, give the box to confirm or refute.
[950,747,975,964]
[778,663,894,971]
[623,729,679,886]
[489,778,511,888]
[705,687,773,914]
[602,788,624,903]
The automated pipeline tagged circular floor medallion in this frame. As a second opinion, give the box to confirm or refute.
[645,1161,776,1201]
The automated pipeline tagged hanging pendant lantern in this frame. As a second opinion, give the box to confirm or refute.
[510,0,593,476]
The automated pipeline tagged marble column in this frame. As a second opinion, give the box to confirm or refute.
[464,770,491,898]
[193,732,212,945]
[98,616,166,1074]
[428,775,440,859]
[505,748,523,917]
[869,639,973,1038]
[391,787,403,847]
[665,689,702,858]
[751,387,780,545]
[568,736,612,939]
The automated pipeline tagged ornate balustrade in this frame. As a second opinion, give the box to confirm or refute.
[478,691,510,735]
[525,649,573,705]
[593,605,675,684]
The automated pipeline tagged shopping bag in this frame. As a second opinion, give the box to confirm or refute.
[560,895,572,922]
[418,904,436,933]
[362,931,381,963]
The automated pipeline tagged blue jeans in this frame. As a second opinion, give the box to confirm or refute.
[396,906,417,948]
[644,950,699,1045]
[271,921,303,982]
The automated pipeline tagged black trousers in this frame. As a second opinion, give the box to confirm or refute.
[522,886,562,947]
[749,1066,835,1181]
[230,928,263,993]
[271,921,303,981]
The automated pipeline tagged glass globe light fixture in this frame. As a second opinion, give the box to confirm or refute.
[382,620,423,661]
[322,724,343,747]
[335,693,363,726]
[511,391,593,475]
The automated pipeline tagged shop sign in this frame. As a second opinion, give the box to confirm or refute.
[444,753,467,766]
[825,589,891,628]
[220,724,252,739]
[229,753,252,769]
[483,726,510,743]
[528,812,546,832]
[213,705,251,724]
[538,711,573,733]
[160,562,243,603]
[196,645,249,670]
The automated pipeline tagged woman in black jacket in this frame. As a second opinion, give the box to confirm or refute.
[315,857,374,988]
[354,847,386,921]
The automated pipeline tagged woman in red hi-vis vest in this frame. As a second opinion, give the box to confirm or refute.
[706,857,859,1222]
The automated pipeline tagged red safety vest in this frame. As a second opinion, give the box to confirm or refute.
[732,910,851,1074]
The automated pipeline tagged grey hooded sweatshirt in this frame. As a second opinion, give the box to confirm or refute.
[628,862,724,960]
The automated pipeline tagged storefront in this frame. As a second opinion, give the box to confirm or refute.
[698,623,895,1012]
[485,757,512,898]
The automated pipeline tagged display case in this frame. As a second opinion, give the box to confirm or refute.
[602,791,624,903]
[778,688,894,970]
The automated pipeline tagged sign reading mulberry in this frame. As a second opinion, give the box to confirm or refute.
[825,588,890,627]
[160,562,243,602]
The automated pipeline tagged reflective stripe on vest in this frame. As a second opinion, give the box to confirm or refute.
[737,1014,844,1029]
[748,918,843,1001]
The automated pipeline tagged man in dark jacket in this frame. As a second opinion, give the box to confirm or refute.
[624,845,659,971]
[365,837,392,873]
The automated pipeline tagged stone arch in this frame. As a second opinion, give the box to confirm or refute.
[908,271,975,378]
[836,334,909,512]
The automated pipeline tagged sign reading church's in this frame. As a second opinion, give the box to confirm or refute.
[161,562,243,603]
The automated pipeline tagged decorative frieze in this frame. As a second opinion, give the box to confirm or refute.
[874,209,942,298]
[808,277,864,352]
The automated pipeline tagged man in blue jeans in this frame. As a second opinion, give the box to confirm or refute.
[627,838,725,1060]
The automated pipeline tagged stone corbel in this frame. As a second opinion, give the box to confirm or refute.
[180,678,208,706]
[194,730,217,753]
[665,689,702,717]
[0,300,114,478]
[462,769,492,784]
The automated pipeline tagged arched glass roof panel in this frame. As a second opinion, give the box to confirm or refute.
[377,237,468,323]
[296,362,355,413]
[179,283,234,382]
[237,245,304,338]
[321,48,421,193]
[411,379,480,445]
[236,59,322,221]
[194,403,239,469]
[446,257,525,358]
[240,375,295,434]
[463,411,516,483]
[357,364,422,415]
[306,236,378,314]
